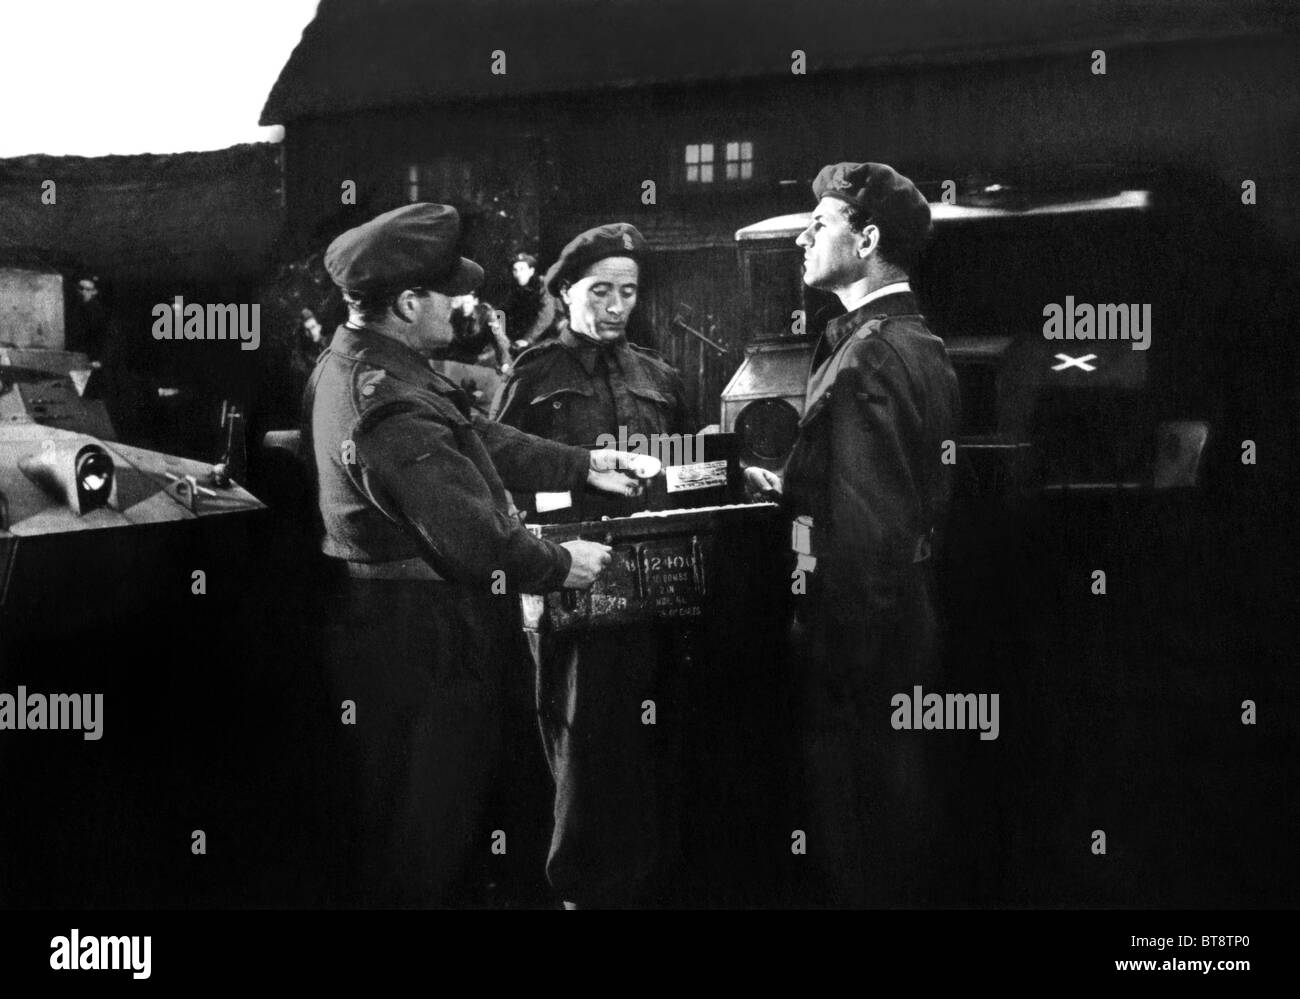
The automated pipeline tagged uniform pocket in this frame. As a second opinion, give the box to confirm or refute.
[528,385,593,407]
[626,383,672,407]
[527,385,595,442]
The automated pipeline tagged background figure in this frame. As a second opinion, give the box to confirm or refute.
[65,274,115,362]
[447,291,513,371]
[503,252,558,355]
[285,307,328,399]
[425,292,513,413]
[253,251,344,434]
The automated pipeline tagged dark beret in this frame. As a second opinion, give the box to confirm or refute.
[512,252,538,268]
[544,223,647,297]
[811,162,932,257]
[325,203,483,297]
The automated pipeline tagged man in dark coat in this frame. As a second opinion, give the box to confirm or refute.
[747,162,961,907]
[304,203,650,908]
[492,223,695,907]
[503,252,559,354]
[65,275,113,361]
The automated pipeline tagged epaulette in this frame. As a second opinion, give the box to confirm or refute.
[628,342,671,366]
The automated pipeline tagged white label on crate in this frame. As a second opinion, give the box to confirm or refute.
[535,491,572,512]
[665,460,728,493]
[791,515,814,555]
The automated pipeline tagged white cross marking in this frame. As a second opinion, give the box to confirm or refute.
[1052,353,1098,372]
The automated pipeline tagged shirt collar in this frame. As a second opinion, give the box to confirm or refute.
[842,281,912,314]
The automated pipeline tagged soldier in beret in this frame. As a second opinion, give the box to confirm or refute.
[746,163,961,907]
[492,224,692,520]
[303,203,651,908]
[491,222,695,908]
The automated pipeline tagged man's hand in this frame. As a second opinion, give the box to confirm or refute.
[587,449,660,496]
[561,539,612,588]
[745,465,783,500]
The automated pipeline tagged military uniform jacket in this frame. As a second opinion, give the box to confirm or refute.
[490,325,692,519]
[783,291,960,602]
[304,324,591,592]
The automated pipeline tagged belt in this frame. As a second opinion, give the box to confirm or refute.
[791,516,932,570]
[344,556,445,581]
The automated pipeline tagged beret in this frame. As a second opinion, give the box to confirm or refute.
[325,203,483,297]
[812,162,932,257]
[544,223,647,297]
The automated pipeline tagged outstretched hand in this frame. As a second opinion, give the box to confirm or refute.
[587,449,661,496]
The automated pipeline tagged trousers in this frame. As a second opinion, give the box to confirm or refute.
[793,560,951,908]
[317,577,519,908]
[535,622,689,907]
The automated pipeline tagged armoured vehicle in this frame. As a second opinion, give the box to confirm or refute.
[0,268,275,909]
[0,269,263,635]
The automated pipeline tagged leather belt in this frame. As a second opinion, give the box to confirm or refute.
[791,516,932,570]
[344,556,445,581]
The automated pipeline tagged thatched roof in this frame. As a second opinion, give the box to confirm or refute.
[0,144,283,287]
[261,0,1295,124]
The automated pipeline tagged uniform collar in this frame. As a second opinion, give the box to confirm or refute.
[825,288,920,349]
[328,323,443,389]
[802,288,922,424]
[558,323,635,377]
